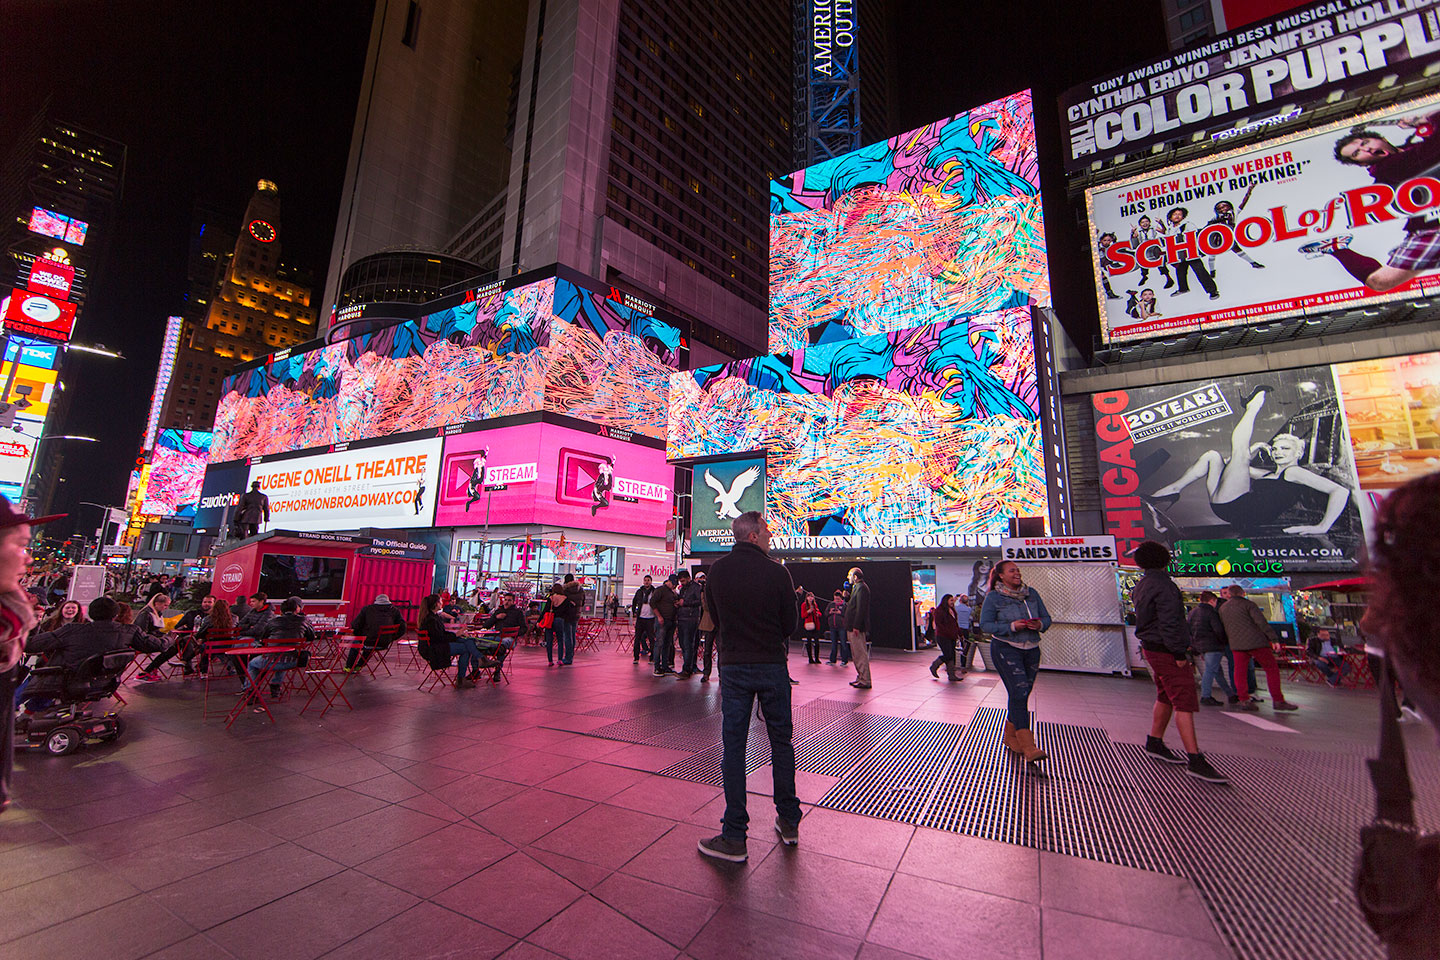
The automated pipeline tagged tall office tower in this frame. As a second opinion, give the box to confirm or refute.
[322,0,529,315]
[792,0,895,168]
[157,181,317,432]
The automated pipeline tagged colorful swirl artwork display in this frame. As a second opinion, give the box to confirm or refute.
[211,276,681,461]
[669,309,1047,539]
[139,429,212,518]
[769,90,1049,354]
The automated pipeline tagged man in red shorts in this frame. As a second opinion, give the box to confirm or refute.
[1130,540,1228,784]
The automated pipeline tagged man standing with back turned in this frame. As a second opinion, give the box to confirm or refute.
[699,511,802,862]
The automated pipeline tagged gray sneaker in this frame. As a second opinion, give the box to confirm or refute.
[775,817,799,846]
[697,834,748,862]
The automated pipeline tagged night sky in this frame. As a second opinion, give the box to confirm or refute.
[0,0,1162,539]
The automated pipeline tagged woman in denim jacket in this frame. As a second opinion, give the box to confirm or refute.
[979,561,1052,763]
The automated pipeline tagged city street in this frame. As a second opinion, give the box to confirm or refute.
[4,643,1424,960]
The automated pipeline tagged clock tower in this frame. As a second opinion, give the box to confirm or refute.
[155,179,316,432]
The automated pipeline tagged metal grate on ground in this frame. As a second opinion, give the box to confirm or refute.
[817,718,966,822]
[587,697,721,743]
[655,699,860,786]
[583,691,701,719]
[1116,742,1384,960]
[795,712,906,777]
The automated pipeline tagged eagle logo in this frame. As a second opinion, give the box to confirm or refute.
[703,466,760,520]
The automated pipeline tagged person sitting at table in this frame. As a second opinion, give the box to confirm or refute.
[21,595,164,707]
[137,593,215,680]
[1309,627,1350,687]
[346,593,406,671]
[420,594,483,688]
[477,591,523,682]
[246,597,315,701]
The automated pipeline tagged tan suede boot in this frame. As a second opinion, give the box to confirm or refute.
[1015,728,1047,762]
[1002,721,1021,754]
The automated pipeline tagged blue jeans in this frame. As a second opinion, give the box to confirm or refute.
[449,638,481,679]
[827,625,849,663]
[677,619,699,673]
[247,652,298,689]
[990,640,1041,731]
[718,663,802,841]
[544,624,557,663]
[1201,650,1236,699]
[558,619,577,664]
[656,618,677,671]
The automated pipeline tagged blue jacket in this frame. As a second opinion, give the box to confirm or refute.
[979,588,1052,648]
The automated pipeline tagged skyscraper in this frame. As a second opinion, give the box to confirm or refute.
[324,0,894,365]
[157,181,317,432]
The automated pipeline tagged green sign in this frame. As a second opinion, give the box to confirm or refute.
[1172,539,1284,576]
[690,456,766,553]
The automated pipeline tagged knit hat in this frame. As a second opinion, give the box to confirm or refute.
[374,594,391,605]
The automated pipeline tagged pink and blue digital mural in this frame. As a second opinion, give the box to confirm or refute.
[139,429,212,519]
[211,275,681,461]
[669,309,1046,540]
[769,90,1049,354]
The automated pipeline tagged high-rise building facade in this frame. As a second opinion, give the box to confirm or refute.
[325,0,894,366]
[157,181,317,432]
[322,0,529,314]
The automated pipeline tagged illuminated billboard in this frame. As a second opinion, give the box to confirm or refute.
[434,420,672,537]
[26,258,74,299]
[690,455,766,553]
[4,289,76,343]
[246,435,443,532]
[769,90,1048,354]
[1091,367,1367,569]
[670,309,1045,552]
[211,273,681,462]
[27,207,89,245]
[144,317,183,451]
[1089,94,1440,343]
[139,430,212,519]
[0,360,56,419]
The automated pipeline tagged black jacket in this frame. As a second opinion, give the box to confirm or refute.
[632,584,656,618]
[555,581,584,622]
[236,605,273,638]
[352,603,406,646]
[705,541,796,665]
[484,604,526,633]
[844,581,871,633]
[27,620,163,670]
[1132,571,1189,657]
[259,611,316,646]
[675,580,703,622]
[650,583,677,621]
[1186,603,1228,654]
[418,613,455,670]
[236,489,269,524]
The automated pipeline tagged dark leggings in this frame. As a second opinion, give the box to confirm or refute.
[990,639,1041,730]
[931,634,957,674]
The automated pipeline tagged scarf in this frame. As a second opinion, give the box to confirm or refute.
[0,589,38,672]
[994,581,1029,602]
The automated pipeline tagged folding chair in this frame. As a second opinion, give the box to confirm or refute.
[477,626,520,685]
[415,629,452,693]
[300,639,364,717]
[201,634,251,721]
[395,637,424,673]
[354,621,405,678]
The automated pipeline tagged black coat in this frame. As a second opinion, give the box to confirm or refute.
[352,603,406,646]
[1186,603,1228,654]
[704,541,796,666]
[27,620,163,670]
[1132,571,1189,657]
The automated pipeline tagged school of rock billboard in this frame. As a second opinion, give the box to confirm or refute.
[1088,93,1440,343]
[1060,0,1440,170]
[1091,366,1369,570]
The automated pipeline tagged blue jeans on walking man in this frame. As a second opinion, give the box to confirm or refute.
[718,662,802,841]
[677,619,699,674]
[1201,650,1236,699]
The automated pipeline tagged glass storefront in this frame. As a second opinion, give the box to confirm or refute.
[448,536,625,613]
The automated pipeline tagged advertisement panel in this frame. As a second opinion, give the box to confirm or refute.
[193,460,251,532]
[4,338,59,370]
[1091,366,1367,569]
[4,288,76,343]
[0,416,45,489]
[1334,349,1440,523]
[26,258,74,299]
[435,422,672,537]
[248,436,442,532]
[1059,0,1440,170]
[769,90,1048,353]
[670,312,1046,552]
[26,207,88,244]
[690,456,766,553]
[0,362,56,420]
[211,272,681,462]
[1089,94,1440,343]
[139,430,212,519]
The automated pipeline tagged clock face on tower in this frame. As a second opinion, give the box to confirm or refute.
[247,219,276,243]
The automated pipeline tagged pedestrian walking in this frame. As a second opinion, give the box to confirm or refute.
[845,567,872,688]
[1219,584,1298,711]
[698,511,801,862]
[1130,541,1228,784]
[1187,590,1236,705]
[978,560,1051,762]
[954,594,975,672]
[929,593,962,681]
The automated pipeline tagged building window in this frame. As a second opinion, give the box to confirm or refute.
[1178,6,1209,28]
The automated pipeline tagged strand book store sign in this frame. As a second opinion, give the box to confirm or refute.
[1059,0,1440,169]
[1088,93,1440,342]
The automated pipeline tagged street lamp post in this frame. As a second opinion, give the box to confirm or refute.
[21,435,97,514]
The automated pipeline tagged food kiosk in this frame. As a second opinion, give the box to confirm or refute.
[996,536,1129,675]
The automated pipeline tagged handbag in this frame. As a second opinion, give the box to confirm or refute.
[537,610,554,629]
[1354,659,1440,959]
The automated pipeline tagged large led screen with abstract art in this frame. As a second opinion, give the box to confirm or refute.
[210,274,681,462]
[139,429,212,519]
[769,90,1049,354]
[669,309,1045,550]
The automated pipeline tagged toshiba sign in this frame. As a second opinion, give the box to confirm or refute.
[4,288,76,343]
[26,259,74,299]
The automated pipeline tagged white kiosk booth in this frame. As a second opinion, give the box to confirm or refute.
[997,535,1129,675]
